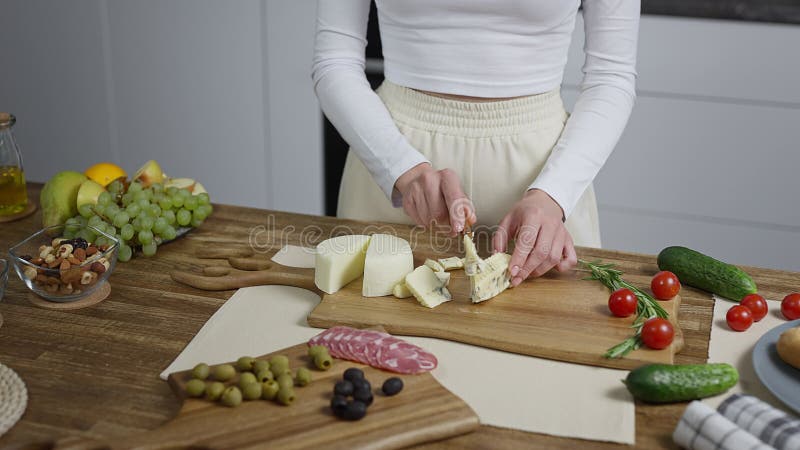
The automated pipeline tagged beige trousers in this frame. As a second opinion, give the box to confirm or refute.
[337,81,602,248]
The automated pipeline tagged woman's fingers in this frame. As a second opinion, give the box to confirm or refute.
[441,169,475,234]
[492,214,513,254]
[508,221,540,285]
[403,189,424,226]
[557,233,578,272]
[531,227,565,278]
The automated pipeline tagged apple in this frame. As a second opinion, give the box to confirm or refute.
[76,179,106,207]
[133,160,165,187]
[165,177,197,192]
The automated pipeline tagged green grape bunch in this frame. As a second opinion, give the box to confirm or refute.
[66,179,213,262]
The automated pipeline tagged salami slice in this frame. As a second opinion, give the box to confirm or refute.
[307,326,437,374]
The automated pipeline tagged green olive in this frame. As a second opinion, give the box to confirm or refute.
[307,345,329,359]
[213,364,236,381]
[185,379,206,397]
[295,367,312,387]
[276,386,295,406]
[191,363,210,380]
[236,356,255,372]
[261,380,279,400]
[269,355,289,369]
[277,373,294,390]
[238,372,257,388]
[269,360,291,378]
[313,353,333,371]
[221,386,243,407]
[241,382,263,400]
[255,369,274,383]
[205,381,225,401]
[252,359,270,374]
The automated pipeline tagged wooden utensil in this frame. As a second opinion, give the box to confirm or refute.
[53,340,479,450]
[171,253,682,370]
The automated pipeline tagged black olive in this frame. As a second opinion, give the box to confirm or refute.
[342,400,367,421]
[382,377,404,396]
[330,395,348,417]
[343,368,364,382]
[352,378,371,391]
[353,387,373,406]
[333,380,354,397]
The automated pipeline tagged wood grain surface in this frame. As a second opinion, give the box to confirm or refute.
[2,184,799,449]
[52,340,478,450]
[307,268,683,370]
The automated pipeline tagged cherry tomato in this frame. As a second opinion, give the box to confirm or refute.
[608,288,637,318]
[781,293,800,320]
[640,318,674,350]
[726,305,753,331]
[740,294,768,322]
[651,271,681,300]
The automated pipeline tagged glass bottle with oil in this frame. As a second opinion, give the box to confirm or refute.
[0,112,28,216]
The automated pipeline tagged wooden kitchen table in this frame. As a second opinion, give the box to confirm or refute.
[1,184,798,449]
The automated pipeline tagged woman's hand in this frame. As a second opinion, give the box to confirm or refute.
[395,163,477,235]
[492,189,577,286]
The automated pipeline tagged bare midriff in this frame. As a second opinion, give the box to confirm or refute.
[415,89,529,103]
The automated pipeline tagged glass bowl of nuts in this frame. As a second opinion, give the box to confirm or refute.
[9,224,119,302]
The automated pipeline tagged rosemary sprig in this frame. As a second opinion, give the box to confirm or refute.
[578,259,669,358]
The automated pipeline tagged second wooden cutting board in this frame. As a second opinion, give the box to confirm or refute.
[307,268,682,371]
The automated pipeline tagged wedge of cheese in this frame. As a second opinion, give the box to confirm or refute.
[424,258,445,272]
[469,253,511,303]
[405,265,452,308]
[437,256,464,271]
[434,271,451,285]
[463,233,511,303]
[392,282,413,299]
[314,234,371,294]
[362,234,414,297]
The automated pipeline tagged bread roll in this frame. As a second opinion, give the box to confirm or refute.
[776,327,800,370]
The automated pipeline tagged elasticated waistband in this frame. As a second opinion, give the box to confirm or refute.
[377,80,567,138]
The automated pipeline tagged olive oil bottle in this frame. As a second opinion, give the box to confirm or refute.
[0,113,28,216]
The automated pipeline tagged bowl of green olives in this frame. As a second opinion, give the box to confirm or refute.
[9,223,119,302]
[0,258,8,302]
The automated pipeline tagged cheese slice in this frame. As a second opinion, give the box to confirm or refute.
[463,233,511,303]
[434,271,451,285]
[314,235,371,294]
[362,234,414,297]
[469,253,511,303]
[392,282,413,299]
[437,256,464,271]
[405,265,452,308]
[424,258,445,272]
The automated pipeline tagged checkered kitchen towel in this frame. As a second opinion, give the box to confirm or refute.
[674,395,800,450]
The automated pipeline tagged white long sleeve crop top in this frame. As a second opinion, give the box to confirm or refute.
[312,0,639,218]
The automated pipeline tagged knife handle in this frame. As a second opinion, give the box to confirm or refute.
[171,264,317,293]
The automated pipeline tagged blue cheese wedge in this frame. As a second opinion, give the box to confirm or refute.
[363,234,414,297]
[424,258,445,272]
[463,233,511,303]
[404,265,452,308]
[437,257,464,271]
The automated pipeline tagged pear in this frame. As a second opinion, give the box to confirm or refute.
[76,179,106,207]
[164,177,196,192]
[40,171,87,227]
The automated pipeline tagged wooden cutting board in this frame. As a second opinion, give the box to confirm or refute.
[55,340,479,450]
[307,268,683,370]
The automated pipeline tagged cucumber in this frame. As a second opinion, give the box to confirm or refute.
[657,246,757,301]
[624,363,738,403]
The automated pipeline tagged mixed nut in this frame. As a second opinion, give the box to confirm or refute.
[19,237,111,295]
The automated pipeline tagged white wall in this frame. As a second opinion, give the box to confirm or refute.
[2,3,798,272]
[0,0,323,214]
[563,15,800,271]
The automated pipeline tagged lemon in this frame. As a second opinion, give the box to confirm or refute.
[85,162,127,187]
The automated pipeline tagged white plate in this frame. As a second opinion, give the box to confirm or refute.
[752,319,800,414]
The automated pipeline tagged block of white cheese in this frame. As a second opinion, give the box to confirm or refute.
[424,258,445,272]
[405,265,452,308]
[463,233,511,303]
[469,253,511,303]
[438,256,464,271]
[392,282,413,299]
[314,235,371,294]
[362,234,414,297]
